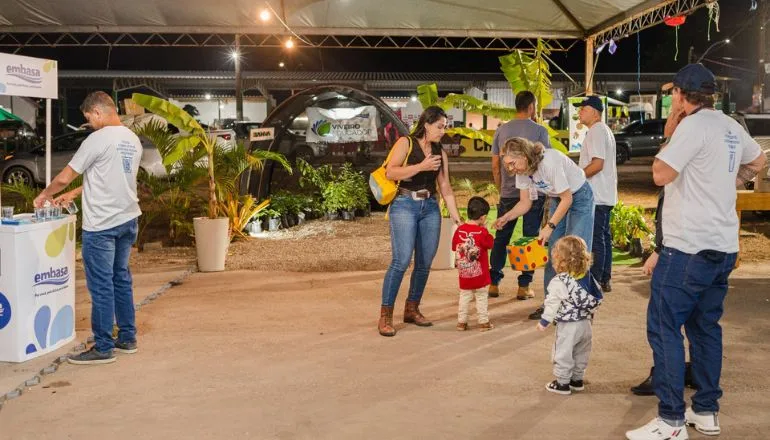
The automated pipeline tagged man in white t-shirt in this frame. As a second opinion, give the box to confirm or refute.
[575,96,618,292]
[34,91,143,366]
[627,64,766,440]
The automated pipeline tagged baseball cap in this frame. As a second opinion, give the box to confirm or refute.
[573,95,604,113]
[662,63,717,93]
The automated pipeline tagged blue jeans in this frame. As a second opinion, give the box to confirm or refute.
[544,182,594,293]
[648,247,737,422]
[489,196,545,287]
[591,205,614,284]
[381,195,441,307]
[82,218,139,353]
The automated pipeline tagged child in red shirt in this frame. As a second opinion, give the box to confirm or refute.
[452,197,495,331]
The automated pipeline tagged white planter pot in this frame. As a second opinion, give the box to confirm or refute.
[268,217,281,231]
[432,217,457,270]
[193,217,230,272]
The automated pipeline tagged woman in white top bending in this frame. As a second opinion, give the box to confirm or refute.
[494,137,595,320]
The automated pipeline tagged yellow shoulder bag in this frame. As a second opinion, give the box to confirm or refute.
[369,137,413,205]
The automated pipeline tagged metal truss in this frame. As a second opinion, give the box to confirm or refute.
[0,32,577,52]
[113,78,169,98]
[590,0,716,46]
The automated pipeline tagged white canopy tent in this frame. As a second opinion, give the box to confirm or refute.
[0,0,717,95]
[0,0,716,40]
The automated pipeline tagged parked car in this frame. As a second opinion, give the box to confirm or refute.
[0,119,40,155]
[732,113,770,191]
[613,118,666,165]
[1,129,167,186]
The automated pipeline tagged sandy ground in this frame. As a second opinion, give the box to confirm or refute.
[1,263,769,440]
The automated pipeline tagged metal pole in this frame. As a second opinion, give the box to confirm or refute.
[235,34,243,121]
[45,98,52,185]
[757,2,767,113]
[585,37,595,95]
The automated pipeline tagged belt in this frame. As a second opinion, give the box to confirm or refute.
[399,188,433,200]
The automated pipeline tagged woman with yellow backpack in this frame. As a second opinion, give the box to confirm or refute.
[375,106,462,337]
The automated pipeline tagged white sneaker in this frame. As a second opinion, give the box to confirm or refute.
[626,418,688,440]
[685,407,721,436]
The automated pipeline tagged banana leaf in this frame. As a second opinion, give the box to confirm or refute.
[131,94,204,136]
[446,127,493,146]
[440,94,518,121]
[417,83,439,108]
[498,40,554,115]
[543,123,568,154]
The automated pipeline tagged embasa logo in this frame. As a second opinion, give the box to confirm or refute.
[33,267,70,287]
[6,64,42,84]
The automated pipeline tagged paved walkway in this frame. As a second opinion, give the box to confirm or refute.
[1,263,768,439]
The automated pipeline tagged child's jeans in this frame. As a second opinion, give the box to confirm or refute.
[458,288,489,324]
[552,320,592,384]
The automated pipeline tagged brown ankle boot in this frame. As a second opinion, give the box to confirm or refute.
[403,301,433,327]
[378,306,396,337]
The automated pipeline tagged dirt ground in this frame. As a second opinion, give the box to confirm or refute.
[1,158,768,439]
[1,263,769,439]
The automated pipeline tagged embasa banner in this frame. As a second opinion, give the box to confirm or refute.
[0,52,58,100]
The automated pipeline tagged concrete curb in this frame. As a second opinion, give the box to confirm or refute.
[0,267,197,413]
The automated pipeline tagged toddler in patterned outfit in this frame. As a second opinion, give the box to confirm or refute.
[452,197,495,331]
[536,235,603,395]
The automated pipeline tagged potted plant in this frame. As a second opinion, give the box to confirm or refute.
[220,195,270,240]
[132,94,290,270]
[132,93,231,271]
[610,202,652,257]
[321,182,346,220]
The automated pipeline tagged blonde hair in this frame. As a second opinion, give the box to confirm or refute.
[552,235,592,276]
[501,137,545,175]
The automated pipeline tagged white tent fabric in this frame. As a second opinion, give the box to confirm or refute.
[0,0,666,38]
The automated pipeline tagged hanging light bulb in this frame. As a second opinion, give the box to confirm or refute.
[259,9,271,22]
[285,38,295,49]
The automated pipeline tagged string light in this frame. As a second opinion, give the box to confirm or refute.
[259,9,271,21]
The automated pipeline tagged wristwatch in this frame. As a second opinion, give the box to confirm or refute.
[547,222,557,230]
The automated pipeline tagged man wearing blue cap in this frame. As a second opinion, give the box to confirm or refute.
[627,64,767,440]
[574,96,617,293]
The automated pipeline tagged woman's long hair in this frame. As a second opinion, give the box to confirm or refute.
[501,137,545,175]
[412,106,448,140]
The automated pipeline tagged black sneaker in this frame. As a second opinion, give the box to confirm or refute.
[114,340,138,354]
[68,347,116,365]
[569,379,585,391]
[528,306,545,320]
[545,380,571,395]
[631,367,655,396]
[601,280,612,292]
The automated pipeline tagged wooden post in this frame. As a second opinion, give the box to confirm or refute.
[585,37,595,96]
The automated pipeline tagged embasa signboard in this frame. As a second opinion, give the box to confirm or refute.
[0,52,58,100]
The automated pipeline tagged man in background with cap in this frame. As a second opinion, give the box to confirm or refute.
[575,96,617,293]
[627,64,766,440]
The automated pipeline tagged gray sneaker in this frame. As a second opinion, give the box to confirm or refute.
[114,340,138,354]
[68,347,116,365]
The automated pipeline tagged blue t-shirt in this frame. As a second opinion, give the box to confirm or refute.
[491,119,551,199]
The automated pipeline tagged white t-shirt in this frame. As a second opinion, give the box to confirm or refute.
[69,126,143,232]
[656,109,762,254]
[516,149,586,197]
[579,122,618,206]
